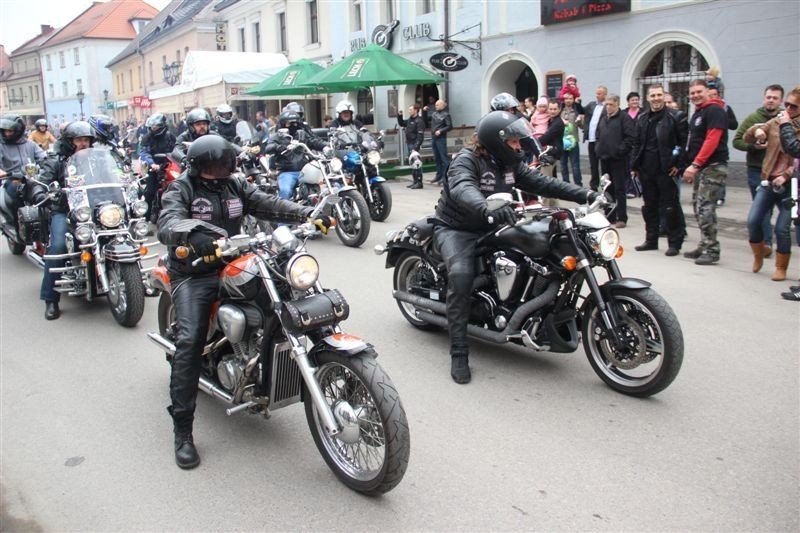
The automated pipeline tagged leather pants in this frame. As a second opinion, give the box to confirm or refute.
[168,273,219,434]
[433,225,480,354]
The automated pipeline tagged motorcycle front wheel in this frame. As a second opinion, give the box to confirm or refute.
[334,190,370,247]
[305,349,410,495]
[581,288,683,397]
[367,182,392,222]
[107,262,146,327]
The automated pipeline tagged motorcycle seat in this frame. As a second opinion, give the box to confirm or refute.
[407,216,435,241]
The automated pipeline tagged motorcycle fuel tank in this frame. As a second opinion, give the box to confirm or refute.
[485,219,552,258]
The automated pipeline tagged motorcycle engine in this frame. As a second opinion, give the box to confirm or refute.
[217,354,245,392]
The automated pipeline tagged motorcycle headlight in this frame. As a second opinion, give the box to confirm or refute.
[286,253,319,291]
[131,220,149,239]
[75,224,94,243]
[132,199,148,217]
[329,157,343,173]
[366,150,381,166]
[74,205,91,223]
[98,204,125,228]
[589,229,620,260]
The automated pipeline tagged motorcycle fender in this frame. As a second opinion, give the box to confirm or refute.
[103,242,141,263]
[148,261,171,293]
[384,242,425,269]
[368,176,386,184]
[336,185,358,195]
[317,333,372,355]
[600,278,652,293]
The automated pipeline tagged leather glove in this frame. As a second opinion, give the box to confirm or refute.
[493,205,518,226]
[187,231,219,263]
[538,153,555,167]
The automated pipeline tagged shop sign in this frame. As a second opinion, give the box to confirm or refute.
[541,0,631,25]
[402,22,431,41]
[216,22,227,51]
[105,102,115,110]
[350,36,367,53]
[132,96,143,105]
[140,98,152,109]
[430,52,468,72]
[371,20,399,49]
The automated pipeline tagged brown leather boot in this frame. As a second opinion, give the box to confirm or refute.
[763,243,773,259]
[749,242,765,273]
[772,252,790,281]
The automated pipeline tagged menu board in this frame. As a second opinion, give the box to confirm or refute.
[541,0,631,25]
[546,72,564,98]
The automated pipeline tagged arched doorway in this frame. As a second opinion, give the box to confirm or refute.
[356,88,374,125]
[514,67,537,103]
[484,53,542,114]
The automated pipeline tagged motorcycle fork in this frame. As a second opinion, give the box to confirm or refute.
[358,165,374,203]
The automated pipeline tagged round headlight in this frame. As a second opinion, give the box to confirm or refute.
[132,200,148,217]
[74,205,91,223]
[75,224,94,243]
[592,229,620,260]
[98,204,125,228]
[131,220,149,239]
[366,150,381,166]
[329,157,343,173]
[286,253,319,291]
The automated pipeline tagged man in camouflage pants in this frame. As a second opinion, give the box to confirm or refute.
[682,79,729,265]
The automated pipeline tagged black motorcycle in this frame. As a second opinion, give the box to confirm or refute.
[0,161,48,256]
[376,177,684,397]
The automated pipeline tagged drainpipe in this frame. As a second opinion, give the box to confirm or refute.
[443,0,450,103]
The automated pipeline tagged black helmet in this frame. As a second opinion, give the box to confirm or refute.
[187,135,236,179]
[476,111,534,167]
[186,108,212,137]
[35,118,49,129]
[490,92,520,112]
[145,113,167,136]
[0,114,26,144]
[278,110,301,130]
[283,101,305,119]
[89,114,117,144]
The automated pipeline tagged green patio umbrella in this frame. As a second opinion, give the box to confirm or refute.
[304,44,446,93]
[245,58,325,96]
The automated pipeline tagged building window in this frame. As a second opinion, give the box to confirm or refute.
[46,55,51,71]
[59,51,65,68]
[74,47,80,65]
[352,0,362,32]
[35,85,40,102]
[636,42,710,114]
[419,0,432,14]
[384,0,394,22]
[278,13,287,52]
[238,27,245,51]
[356,89,373,124]
[149,61,153,85]
[129,69,134,91]
[253,22,261,53]
[28,86,33,101]
[49,84,55,98]
[138,65,142,88]
[308,0,319,44]
[77,79,83,93]
[162,55,167,66]
[176,49,181,63]
[62,81,68,97]
[185,46,190,57]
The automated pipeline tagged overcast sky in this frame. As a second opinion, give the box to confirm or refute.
[1,0,171,53]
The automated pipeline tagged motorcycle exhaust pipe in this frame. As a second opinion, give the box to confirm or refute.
[24,250,45,269]
[415,310,510,344]
[146,332,176,355]
[198,376,234,404]
[392,290,447,314]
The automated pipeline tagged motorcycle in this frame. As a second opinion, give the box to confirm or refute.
[330,127,392,222]
[145,212,410,494]
[0,161,48,256]
[282,137,371,248]
[32,147,154,327]
[376,176,684,397]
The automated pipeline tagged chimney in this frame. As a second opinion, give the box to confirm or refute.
[41,25,54,35]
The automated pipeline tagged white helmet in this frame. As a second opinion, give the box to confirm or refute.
[408,150,422,170]
[335,100,355,119]
[216,104,234,124]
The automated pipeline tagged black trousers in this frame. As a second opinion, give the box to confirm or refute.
[640,170,686,248]
[144,170,161,221]
[600,158,628,223]
[433,225,480,354]
[168,273,219,433]
[588,141,600,191]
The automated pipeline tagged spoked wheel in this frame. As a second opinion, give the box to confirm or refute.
[107,262,146,327]
[367,182,392,222]
[581,288,683,397]
[6,236,25,255]
[334,190,370,247]
[305,350,410,495]
[392,252,441,331]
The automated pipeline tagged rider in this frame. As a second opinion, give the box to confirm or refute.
[171,108,218,165]
[29,119,57,151]
[434,110,598,384]
[89,114,128,166]
[1,114,46,219]
[157,134,331,469]
[31,121,96,320]
[213,104,237,143]
[139,113,177,221]
[263,109,327,200]
[331,100,364,129]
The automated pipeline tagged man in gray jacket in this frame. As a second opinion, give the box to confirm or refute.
[426,99,453,185]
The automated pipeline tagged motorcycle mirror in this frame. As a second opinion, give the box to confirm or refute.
[486,192,514,211]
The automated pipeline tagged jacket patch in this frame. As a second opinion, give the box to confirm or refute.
[226,198,243,218]
[191,197,213,220]
[504,171,515,185]
[479,170,496,191]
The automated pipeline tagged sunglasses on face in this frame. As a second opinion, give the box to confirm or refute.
[784,101,799,110]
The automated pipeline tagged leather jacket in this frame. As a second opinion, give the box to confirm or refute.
[139,131,176,166]
[435,147,592,232]
[631,108,689,173]
[213,120,238,143]
[171,130,221,165]
[397,114,425,151]
[158,173,310,276]
[264,128,327,172]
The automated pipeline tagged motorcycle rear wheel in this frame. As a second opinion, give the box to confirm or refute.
[392,251,441,331]
[581,288,683,397]
[107,262,146,327]
[334,190,370,247]
[6,236,25,255]
[367,182,392,222]
[305,349,410,495]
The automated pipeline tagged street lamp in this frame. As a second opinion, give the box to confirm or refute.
[76,90,85,119]
[162,61,181,86]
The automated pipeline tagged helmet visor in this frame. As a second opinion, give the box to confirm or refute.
[197,156,234,179]
[499,117,533,143]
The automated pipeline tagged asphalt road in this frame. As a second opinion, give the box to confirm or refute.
[1,181,798,531]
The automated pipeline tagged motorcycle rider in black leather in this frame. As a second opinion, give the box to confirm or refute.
[1,114,46,218]
[157,134,331,469]
[31,121,96,320]
[263,110,327,200]
[434,111,598,384]
[213,104,237,143]
[171,108,219,165]
[139,113,176,221]
[88,114,128,167]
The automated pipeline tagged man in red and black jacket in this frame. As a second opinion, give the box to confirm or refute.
[682,79,729,265]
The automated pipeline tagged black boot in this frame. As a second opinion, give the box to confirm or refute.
[450,351,471,384]
[45,301,60,320]
[168,406,200,469]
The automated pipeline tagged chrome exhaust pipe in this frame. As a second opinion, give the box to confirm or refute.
[146,332,176,355]
[198,376,234,404]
